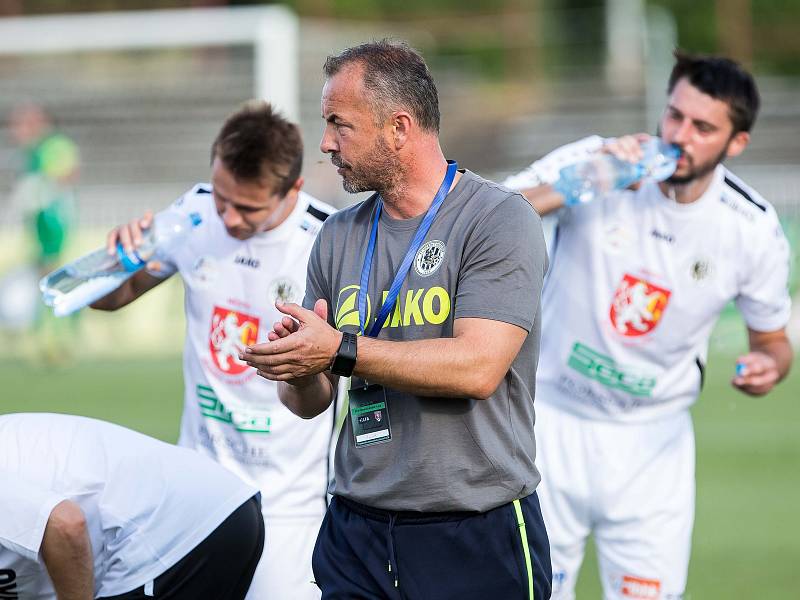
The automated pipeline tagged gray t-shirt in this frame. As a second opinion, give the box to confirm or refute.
[303,170,547,512]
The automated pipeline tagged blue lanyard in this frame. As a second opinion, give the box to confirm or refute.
[358,160,458,337]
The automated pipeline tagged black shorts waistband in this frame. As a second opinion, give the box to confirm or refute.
[336,495,483,524]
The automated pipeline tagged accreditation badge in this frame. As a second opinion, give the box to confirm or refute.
[349,384,392,447]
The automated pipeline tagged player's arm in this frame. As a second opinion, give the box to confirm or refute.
[732,327,793,396]
[513,134,647,215]
[41,500,94,600]
[90,211,170,311]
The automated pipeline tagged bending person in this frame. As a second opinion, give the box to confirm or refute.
[0,412,263,600]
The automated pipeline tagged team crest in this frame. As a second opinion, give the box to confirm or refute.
[374,410,383,422]
[209,306,260,375]
[268,278,301,304]
[609,274,671,337]
[690,258,713,282]
[414,240,446,277]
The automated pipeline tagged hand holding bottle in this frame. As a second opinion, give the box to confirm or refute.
[40,209,201,316]
[552,135,680,206]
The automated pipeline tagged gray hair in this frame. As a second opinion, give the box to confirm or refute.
[323,39,440,133]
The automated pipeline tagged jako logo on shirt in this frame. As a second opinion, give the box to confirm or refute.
[0,569,18,599]
[609,274,671,337]
[209,306,260,375]
[620,575,660,599]
[335,285,451,332]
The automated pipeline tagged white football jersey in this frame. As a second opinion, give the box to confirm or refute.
[156,185,336,517]
[0,413,256,600]
[506,139,791,422]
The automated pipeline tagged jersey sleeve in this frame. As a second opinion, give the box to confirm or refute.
[145,186,207,279]
[735,211,793,332]
[453,195,548,331]
[0,471,65,563]
[502,135,606,190]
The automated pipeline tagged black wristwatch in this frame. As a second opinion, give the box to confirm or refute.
[330,332,358,377]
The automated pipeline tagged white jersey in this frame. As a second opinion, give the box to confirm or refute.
[506,138,792,422]
[156,185,336,518]
[0,413,256,600]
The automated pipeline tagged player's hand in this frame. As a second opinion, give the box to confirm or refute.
[601,133,651,163]
[105,210,165,272]
[602,134,651,191]
[732,352,780,396]
[241,299,341,384]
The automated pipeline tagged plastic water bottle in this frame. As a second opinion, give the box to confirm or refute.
[553,138,680,206]
[40,210,202,317]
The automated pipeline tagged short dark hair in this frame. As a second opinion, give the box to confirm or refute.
[323,39,441,133]
[667,49,760,134]
[211,101,303,197]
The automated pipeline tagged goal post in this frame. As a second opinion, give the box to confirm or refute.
[0,6,299,121]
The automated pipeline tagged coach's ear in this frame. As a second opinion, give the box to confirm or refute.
[726,131,750,159]
[390,110,413,151]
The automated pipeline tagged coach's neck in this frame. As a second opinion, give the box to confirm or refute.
[380,131,461,220]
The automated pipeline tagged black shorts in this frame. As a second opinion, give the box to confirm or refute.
[100,494,264,600]
[312,493,551,600]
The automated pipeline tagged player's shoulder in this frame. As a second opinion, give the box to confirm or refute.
[717,167,778,227]
[299,191,336,225]
[169,183,215,215]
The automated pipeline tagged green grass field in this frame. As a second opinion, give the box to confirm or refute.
[1,351,798,598]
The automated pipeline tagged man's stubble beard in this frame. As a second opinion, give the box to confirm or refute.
[339,135,405,196]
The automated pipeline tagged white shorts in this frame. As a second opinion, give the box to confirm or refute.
[535,401,695,600]
[245,513,324,600]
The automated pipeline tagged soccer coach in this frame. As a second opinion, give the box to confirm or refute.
[242,40,551,599]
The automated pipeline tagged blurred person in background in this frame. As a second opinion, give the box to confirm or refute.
[0,412,263,600]
[244,40,551,600]
[504,50,793,599]
[90,101,336,600]
[6,104,80,359]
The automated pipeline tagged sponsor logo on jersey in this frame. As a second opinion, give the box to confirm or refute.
[268,278,301,304]
[414,240,446,277]
[620,575,661,599]
[0,569,18,599]
[196,384,271,433]
[610,274,671,336]
[568,342,657,397]
[209,306,260,375]
[335,285,451,332]
[650,228,675,244]
[234,255,261,269]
